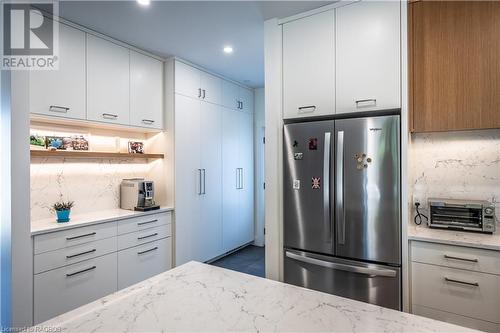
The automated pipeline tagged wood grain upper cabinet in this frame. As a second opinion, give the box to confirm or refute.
[410,1,500,132]
[130,51,163,129]
[283,10,335,119]
[336,1,401,114]
[87,35,130,125]
[29,21,86,120]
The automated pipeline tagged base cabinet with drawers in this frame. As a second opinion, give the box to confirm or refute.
[33,211,172,324]
[410,240,500,332]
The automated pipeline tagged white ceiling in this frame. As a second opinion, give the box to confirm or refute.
[59,1,333,88]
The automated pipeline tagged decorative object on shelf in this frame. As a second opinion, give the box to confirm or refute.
[30,134,46,149]
[71,135,89,150]
[128,141,144,154]
[52,200,74,223]
[46,136,65,150]
[62,137,73,150]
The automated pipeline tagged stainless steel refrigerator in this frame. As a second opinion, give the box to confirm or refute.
[283,115,401,310]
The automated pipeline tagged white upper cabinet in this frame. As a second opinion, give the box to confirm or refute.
[222,80,254,113]
[175,60,221,104]
[29,22,86,120]
[130,51,164,129]
[239,87,254,114]
[87,35,130,125]
[335,1,401,114]
[283,10,335,119]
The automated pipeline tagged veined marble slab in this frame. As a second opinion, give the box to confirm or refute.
[39,261,476,333]
[408,223,500,251]
[31,207,174,236]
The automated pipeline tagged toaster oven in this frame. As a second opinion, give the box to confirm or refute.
[428,198,496,234]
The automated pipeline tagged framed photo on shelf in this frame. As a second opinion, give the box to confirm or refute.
[128,141,144,154]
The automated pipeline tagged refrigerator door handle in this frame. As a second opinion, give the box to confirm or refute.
[323,132,331,242]
[285,251,397,278]
[336,131,345,245]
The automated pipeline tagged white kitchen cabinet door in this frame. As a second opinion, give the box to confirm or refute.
[222,80,239,110]
[200,72,221,105]
[238,111,255,246]
[239,87,254,114]
[336,1,400,114]
[87,35,130,125]
[29,22,86,120]
[130,51,163,129]
[283,10,335,119]
[175,60,201,99]
[174,94,201,266]
[199,102,223,261]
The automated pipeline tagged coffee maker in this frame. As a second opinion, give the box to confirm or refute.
[120,178,160,211]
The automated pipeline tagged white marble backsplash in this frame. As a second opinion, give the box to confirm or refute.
[410,129,500,224]
[31,157,151,220]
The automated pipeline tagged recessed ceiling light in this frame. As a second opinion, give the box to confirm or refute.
[223,46,233,54]
[137,0,150,6]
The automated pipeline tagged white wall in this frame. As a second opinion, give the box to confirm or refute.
[254,88,265,247]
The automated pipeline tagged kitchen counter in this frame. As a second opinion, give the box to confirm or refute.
[31,207,174,236]
[408,223,500,251]
[39,261,475,332]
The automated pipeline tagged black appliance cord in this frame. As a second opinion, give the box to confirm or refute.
[414,202,428,226]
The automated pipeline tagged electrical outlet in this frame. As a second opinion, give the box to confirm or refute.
[413,195,422,207]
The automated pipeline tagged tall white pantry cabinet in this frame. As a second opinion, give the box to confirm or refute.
[169,59,255,265]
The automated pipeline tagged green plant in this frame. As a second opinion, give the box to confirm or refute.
[52,201,74,211]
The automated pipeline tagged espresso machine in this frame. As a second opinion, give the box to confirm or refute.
[120,178,160,211]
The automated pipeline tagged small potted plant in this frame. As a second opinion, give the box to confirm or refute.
[52,201,74,223]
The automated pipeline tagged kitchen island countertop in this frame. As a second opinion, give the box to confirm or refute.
[40,261,476,332]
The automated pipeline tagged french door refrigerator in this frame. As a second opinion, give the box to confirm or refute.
[283,115,401,310]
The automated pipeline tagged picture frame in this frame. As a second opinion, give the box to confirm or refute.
[128,141,144,154]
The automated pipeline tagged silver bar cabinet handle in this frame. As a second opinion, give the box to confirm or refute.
[444,254,478,263]
[286,251,397,277]
[202,169,206,194]
[142,119,155,124]
[198,169,202,195]
[198,88,202,98]
[355,99,377,107]
[137,233,158,240]
[66,232,96,241]
[137,219,158,226]
[336,131,345,245]
[66,249,96,259]
[138,247,158,255]
[202,89,206,99]
[444,277,479,287]
[323,132,331,240]
[102,113,118,119]
[66,265,97,277]
[49,105,70,113]
[297,105,316,112]
[235,168,239,189]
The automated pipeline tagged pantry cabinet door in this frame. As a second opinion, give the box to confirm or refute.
[336,1,400,114]
[222,80,239,110]
[238,111,255,246]
[239,87,254,114]
[87,35,130,125]
[29,22,86,120]
[175,60,201,99]
[130,51,163,129]
[174,94,201,265]
[283,10,335,119]
[200,72,222,105]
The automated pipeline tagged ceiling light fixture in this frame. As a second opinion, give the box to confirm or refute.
[137,0,151,6]
[223,46,233,54]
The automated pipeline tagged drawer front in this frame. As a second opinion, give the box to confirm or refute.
[117,223,171,251]
[411,241,500,275]
[412,262,500,324]
[34,252,117,324]
[34,237,117,274]
[117,211,171,235]
[34,222,117,254]
[117,237,171,290]
[413,304,500,333]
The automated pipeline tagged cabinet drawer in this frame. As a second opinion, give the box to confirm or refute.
[117,212,171,235]
[412,262,500,324]
[34,222,117,255]
[34,252,117,324]
[117,237,171,290]
[413,304,500,333]
[411,241,500,275]
[117,224,171,251]
[35,237,117,274]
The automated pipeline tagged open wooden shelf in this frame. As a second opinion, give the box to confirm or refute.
[30,150,164,159]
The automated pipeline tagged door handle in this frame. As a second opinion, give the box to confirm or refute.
[198,169,202,195]
[202,89,206,99]
[137,247,158,255]
[102,113,118,119]
[142,119,155,125]
[198,88,202,98]
[49,105,70,113]
[286,251,397,277]
[202,169,206,194]
[137,233,158,240]
[298,105,316,113]
[323,132,331,243]
[355,99,377,108]
[66,249,96,259]
[240,168,243,189]
[444,254,479,263]
[66,232,96,241]
[336,131,345,245]
[137,219,158,226]
[444,277,479,287]
[66,265,97,277]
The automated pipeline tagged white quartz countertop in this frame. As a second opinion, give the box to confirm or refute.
[31,207,174,236]
[39,261,475,333]
[408,223,500,251]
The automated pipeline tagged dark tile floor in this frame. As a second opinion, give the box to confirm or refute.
[210,245,265,278]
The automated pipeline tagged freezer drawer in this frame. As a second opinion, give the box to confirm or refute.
[284,249,401,310]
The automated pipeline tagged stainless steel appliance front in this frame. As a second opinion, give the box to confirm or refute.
[283,115,401,310]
